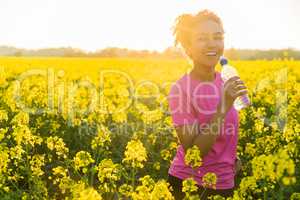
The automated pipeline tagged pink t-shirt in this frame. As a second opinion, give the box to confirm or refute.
[168,71,239,189]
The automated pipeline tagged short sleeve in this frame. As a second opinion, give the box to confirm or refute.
[168,83,198,127]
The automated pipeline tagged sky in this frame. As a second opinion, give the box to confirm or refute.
[0,0,299,52]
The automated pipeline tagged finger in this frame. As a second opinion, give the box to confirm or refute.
[233,80,244,86]
[227,84,246,95]
[234,84,247,91]
[228,89,236,97]
[224,79,240,90]
[233,89,248,98]
[224,76,240,87]
[230,79,245,89]
[227,76,240,83]
[226,85,237,96]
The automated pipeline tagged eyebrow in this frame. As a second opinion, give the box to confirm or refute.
[214,32,224,35]
[197,32,224,35]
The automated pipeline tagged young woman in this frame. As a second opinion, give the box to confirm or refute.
[167,10,245,199]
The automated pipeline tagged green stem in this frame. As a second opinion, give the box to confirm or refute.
[131,167,136,188]
[90,149,101,186]
[7,178,22,195]
[278,182,284,200]
[199,188,207,200]
[25,144,32,196]
[263,181,267,200]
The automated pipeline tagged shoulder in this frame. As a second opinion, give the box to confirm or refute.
[169,74,189,96]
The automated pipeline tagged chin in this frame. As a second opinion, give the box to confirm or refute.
[195,55,220,68]
[202,59,219,68]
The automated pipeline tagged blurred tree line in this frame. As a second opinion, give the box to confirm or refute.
[0,45,299,60]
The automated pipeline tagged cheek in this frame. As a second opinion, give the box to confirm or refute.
[218,42,225,52]
[193,42,206,51]
[190,43,206,58]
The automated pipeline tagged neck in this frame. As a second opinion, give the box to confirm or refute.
[190,62,215,82]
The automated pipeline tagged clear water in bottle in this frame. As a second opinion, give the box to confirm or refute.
[219,56,251,110]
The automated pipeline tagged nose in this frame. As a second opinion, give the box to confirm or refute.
[205,38,218,48]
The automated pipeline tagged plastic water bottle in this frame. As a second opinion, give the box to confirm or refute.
[219,56,251,110]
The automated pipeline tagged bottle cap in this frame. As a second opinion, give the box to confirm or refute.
[220,56,228,66]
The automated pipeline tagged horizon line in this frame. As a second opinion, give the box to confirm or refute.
[0,44,299,53]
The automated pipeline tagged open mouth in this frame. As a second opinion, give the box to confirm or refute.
[205,51,218,56]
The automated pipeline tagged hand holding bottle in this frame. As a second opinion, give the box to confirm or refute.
[220,57,251,111]
[218,76,248,114]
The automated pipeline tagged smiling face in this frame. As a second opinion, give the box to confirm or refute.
[187,20,224,68]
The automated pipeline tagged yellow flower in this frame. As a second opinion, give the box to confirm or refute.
[0,110,8,122]
[249,148,296,192]
[282,127,294,142]
[71,181,102,200]
[112,112,127,123]
[11,111,29,127]
[141,109,163,124]
[97,159,120,193]
[184,145,202,169]
[46,136,69,159]
[139,175,155,190]
[91,125,111,150]
[52,166,73,194]
[234,176,258,198]
[97,159,120,183]
[150,180,174,200]
[202,172,217,189]
[0,128,8,142]
[290,192,300,200]
[119,184,134,198]
[77,187,102,200]
[160,149,172,162]
[12,125,42,146]
[153,162,160,171]
[131,185,150,200]
[182,178,198,194]
[73,151,94,173]
[131,176,156,200]
[245,143,256,157]
[122,139,147,168]
[9,145,25,160]
[254,118,264,133]
[282,176,296,186]
[251,154,276,182]
[0,147,10,174]
[30,154,45,176]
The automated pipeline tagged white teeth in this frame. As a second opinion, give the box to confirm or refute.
[205,52,217,56]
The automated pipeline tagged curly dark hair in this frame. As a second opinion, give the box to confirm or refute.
[172,9,224,55]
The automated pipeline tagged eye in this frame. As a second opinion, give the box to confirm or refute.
[197,36,207,41]
[214,35,224,41]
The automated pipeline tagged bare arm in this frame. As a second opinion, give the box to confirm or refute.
[190,104,226,156]
[174,103,225,156]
